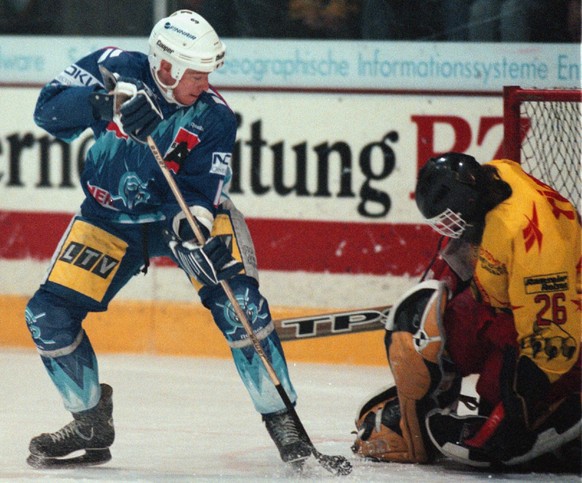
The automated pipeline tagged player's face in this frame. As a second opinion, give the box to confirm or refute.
[173,70,209,105]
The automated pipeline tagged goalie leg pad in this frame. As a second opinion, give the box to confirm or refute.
[504,392,582,466]
[387,331,436,463]
[352,386,414,462]
[386,279,459,405]
[353,280,463,464]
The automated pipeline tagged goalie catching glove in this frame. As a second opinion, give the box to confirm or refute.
[89,66,163,143]
[168,232,244,287]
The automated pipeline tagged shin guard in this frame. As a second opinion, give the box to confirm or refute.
[202,277,297,414]
[25,292,100,412]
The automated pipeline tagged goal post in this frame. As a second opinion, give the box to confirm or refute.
[503,85,582,210]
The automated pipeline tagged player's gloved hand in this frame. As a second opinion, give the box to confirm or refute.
[168,233,244,286]
[118,77,163,143]
[89,69,140,122]
[88,71,163,143]
[464,346,546,463]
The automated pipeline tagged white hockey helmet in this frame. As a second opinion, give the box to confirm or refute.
[148,10,226,102]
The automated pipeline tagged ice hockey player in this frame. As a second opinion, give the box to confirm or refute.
[25,10,311,469]
[352,152,581,471]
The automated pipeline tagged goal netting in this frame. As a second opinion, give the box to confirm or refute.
[503,86,581,211]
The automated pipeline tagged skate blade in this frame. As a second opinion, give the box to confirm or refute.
[287,454,311,473]
[27,448,111,469]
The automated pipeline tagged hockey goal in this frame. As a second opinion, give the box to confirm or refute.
[503,85,582,211]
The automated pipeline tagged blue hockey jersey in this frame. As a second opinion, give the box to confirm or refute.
[34,47,236,226]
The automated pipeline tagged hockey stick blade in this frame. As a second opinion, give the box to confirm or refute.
[274,385,353,476]
[313,450,353,476]
[27,448,112,469]
[274,305,390,341]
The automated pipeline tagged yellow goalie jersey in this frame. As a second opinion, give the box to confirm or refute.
[472,159,581,382]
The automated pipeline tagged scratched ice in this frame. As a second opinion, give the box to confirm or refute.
[0,349,576,482]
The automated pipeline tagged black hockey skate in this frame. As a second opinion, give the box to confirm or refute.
[425,409,492,468]
[263,409,312,469]
[27,384,115,469]
[427,393,582,470]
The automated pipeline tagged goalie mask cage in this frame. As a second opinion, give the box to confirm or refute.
[503,86,582,211]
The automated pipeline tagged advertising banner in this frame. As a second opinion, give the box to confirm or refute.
[0,86,504,308]
[0,36,579,91]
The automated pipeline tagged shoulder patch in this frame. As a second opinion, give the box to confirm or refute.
[211,152,231,176]
[56,64,100,87]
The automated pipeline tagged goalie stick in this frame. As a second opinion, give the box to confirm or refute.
[146,136,352,476]
[273,305,390,342]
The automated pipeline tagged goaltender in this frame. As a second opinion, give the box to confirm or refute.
[352,153,581,470]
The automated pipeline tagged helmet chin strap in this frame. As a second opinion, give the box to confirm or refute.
[151,67,187,106]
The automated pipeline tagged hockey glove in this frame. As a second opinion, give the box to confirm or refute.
[88,72,163,143]
[168,234,244,286]
[89,69,141,123]
[118,79,163,143]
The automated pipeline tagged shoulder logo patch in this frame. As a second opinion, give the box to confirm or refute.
[211,152,231,176]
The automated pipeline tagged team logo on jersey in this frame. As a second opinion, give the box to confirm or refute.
[111,172,151,209]
[211,152,230,176]
[87,182,116,209]
[56,64,100,87]
[527,174,577,221]
[540,189,576,221]
[87,174,150,211]
[164,128,200,174]
[478,248,507,277]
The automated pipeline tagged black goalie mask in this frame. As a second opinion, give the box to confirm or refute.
[415,153,485,239]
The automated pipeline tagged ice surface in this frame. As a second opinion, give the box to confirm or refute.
[0,348,578,482]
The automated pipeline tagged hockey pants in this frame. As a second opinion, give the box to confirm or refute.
[24,210,297,415]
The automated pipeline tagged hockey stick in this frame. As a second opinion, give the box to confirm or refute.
[146,136,352,476]
[273,305,390,342]
[272,237,445,342]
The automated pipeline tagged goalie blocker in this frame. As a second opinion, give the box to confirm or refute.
[352,280,461,463]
